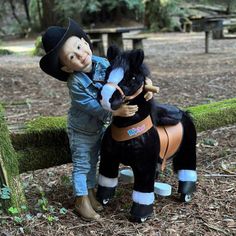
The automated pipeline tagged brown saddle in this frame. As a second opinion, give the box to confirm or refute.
[111,116,183,171]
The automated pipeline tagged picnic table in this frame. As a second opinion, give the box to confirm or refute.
[85,26,146,56]
[191,16,236,53]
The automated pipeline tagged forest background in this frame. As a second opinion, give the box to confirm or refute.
[0,0,236,39]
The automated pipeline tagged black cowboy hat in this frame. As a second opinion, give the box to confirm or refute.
[39,18,92,82]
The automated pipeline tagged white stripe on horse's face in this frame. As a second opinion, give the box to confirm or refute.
[107,67,124,83]
[100,67,124,111]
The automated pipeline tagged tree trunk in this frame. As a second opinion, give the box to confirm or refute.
[36,0,43,30]
[41,0,57,29]
[22,0,31,23]
[144,0,151,29]
[8,0,22,27]
[226,0,233,14]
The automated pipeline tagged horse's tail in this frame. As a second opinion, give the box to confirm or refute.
[173,109,197,172]
[182,109,194,122]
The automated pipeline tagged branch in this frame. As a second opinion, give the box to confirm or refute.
[8,0,22,26]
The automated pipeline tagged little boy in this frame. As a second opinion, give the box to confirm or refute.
[39,18,139,221]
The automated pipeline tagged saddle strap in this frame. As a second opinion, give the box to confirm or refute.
[156,122,183,171]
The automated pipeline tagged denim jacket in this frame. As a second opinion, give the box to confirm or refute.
[67,55,111,134]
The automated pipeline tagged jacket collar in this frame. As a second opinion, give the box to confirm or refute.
[74,56,107,88]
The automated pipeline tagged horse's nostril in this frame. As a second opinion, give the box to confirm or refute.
[111,99,123,110]
[111,103,121,110]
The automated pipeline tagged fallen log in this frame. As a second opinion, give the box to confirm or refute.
[9,97,236,173]
[1,98,236,210]
[187,97,236,132]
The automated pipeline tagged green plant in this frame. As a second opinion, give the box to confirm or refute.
[59,207,67,215]
[8,206,19,215]
[145,0,185,32]
[13,216,23,224]
[202,138,218,146]
[54,0,144,25]
[32,36,44,56]
[0,49,13,55]
[60,175,71,186]
[45,215,59,224]
[0,185,11,200]
[37,196,48,212]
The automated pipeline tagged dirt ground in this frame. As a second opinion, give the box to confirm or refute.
[0,32,236,235]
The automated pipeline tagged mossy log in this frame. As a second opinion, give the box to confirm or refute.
[11,116,70,173]
[9,98,236,173]
[1,98,236,211]
[187,97,236,132]
[0,105,26,211]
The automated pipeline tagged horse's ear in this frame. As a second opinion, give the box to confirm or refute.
[107,45,121,63]
[129,49,144,67]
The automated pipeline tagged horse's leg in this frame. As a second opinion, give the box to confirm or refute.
[173,112,197,202]
[129,130,159,222]
[96,129,119,205]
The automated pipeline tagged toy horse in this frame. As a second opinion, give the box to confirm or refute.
[96,46,197,222]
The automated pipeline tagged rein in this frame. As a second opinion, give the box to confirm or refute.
[106,82,144,102]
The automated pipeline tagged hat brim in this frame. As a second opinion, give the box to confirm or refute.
[39,18,92,81]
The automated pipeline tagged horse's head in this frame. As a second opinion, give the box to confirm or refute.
[100,45,150,111]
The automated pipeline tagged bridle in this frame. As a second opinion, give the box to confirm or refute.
[106,81,144,102]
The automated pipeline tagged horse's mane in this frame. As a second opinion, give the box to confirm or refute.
[110,50,151,79]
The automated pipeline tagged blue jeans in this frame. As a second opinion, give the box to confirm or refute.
[67,128,103,196]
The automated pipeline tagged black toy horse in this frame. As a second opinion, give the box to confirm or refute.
[96,46,197,223]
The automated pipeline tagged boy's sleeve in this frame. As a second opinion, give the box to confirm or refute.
[70,81,111,123]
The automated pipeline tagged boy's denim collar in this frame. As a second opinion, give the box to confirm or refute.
[74,56,106,88]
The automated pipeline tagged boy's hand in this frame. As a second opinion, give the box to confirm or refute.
[144,78,153,101]
[112,104,138,117]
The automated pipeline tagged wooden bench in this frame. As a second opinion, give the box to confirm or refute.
[191,16,236,53]
[90,38,105,57]
[213,18,236,39]
[85,27,146,51]
[180,17,192,32]
[123,36,147,50]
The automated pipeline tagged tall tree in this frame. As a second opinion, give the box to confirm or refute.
[22,0,31,23]
[41,0,57,29]
[226,0,234,14]
[8,0,22,26]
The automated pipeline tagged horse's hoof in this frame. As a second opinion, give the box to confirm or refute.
[102,198,110,205]
[130,202,153,223]
[140,217,148,223]
[96,185,116,205]
[178,181,196,195]
[180,193,192,203]
[130,216,148,223]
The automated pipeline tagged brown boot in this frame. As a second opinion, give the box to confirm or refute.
[88,188,104,212]
[75,195,100,221]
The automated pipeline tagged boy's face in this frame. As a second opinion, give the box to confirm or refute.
[59,36,92,73]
